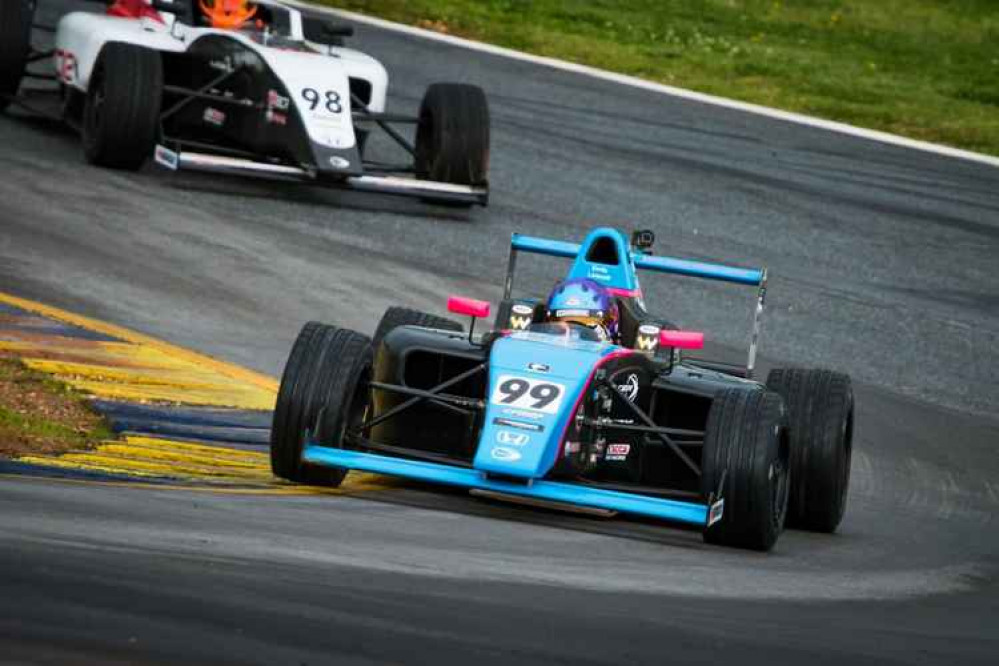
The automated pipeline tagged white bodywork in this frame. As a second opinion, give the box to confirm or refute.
[54,0,388,150]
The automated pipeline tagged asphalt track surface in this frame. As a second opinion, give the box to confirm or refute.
[2,2,998,664]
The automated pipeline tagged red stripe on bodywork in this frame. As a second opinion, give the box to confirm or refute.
[606,287,642,299]
[107,0,164,23]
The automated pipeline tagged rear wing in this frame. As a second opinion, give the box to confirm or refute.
[503,232,769,377]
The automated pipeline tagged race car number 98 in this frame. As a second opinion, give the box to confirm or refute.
[491,375,565,414]
[301,88,343,114]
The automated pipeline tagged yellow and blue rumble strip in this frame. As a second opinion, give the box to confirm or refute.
[0,290,390,494]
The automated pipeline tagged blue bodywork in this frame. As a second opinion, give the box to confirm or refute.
[514,227,764,288]
[302,228,762,528]
[473,331,608,479]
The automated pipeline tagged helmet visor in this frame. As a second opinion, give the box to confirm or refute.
[550,308,609,337]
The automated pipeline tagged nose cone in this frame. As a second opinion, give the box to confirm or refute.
[473,334,605,479]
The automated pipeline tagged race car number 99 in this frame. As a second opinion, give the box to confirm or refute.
[491,375,565,414]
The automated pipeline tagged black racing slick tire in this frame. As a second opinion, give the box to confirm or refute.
[414,83,490,191]
[82,42,163,170]
[372,306,463,349]
[270,322,372,486]
[0,0,35,112]
[766,368,855,533]
[701,389,790,552]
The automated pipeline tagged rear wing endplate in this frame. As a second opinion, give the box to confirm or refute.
[504,233,769,377]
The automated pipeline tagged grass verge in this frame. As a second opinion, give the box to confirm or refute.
[0,357,112,458]
[324,0,999,156]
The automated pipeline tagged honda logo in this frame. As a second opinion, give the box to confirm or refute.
[496,430,529,446]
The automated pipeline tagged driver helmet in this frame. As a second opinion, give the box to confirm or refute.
[199,0,257,29]
[546,278,619,342]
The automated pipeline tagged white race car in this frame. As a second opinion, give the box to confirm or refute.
[0,0,490,206]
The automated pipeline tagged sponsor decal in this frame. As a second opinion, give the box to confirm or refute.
[328,156,351,169]
[605,443,631,461]
[589,266,611,282]
[527,362,550,373]
[555,309,590,318]
[512,304,533,315]
[565,297,582,306]
[564,441,581,455]
[500,408,545,421]
[636,335,658,352]
[496,430,529,447]
[509,315,531,330]
[203,107,226,127]
[491,446,522,462]
[265,110,288,126]
[493,417,544,432]
[614,373,640,402]
[267,89,290,111]
[153,145,179,171]
[708,498,725,526]
[55,50,77,84]
[638,324,660,335]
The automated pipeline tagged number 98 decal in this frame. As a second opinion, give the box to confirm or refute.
[490,375,565,414]
[301,88,343,115]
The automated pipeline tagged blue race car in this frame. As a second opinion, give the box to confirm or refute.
[270,227,854,551]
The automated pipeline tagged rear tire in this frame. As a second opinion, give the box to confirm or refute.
[372,306,463,349]
[270,322,372,486]
[0,0,35,112]
[701,389,789,551]
[414,83,490,198]
[82,42,163,170]
[766,368,854,532]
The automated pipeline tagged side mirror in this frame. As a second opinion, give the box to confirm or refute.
[150,1,179,12]
[659,330,704,350]
[447,296,490,319]
[321,21,354,38]
[302,16,355,44]
[448,296,490,344]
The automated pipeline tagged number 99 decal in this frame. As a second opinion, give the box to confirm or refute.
[490,375,565,414]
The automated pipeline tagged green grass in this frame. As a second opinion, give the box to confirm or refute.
[324,0,999,156]
[0,359,112,457]
[0,405,101,442]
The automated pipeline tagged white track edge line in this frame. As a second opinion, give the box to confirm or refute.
[290,0,999,169]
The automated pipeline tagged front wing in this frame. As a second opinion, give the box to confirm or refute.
[154,145,489,206]
[303,444,717,527]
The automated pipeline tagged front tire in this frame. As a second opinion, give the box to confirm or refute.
[414,83,490,198]
[270,322,373,486]
[0,0,35,112]
[82,42,162,170]
[766,368,854,532]
[701,389,790,551]
[372,306,463,349]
